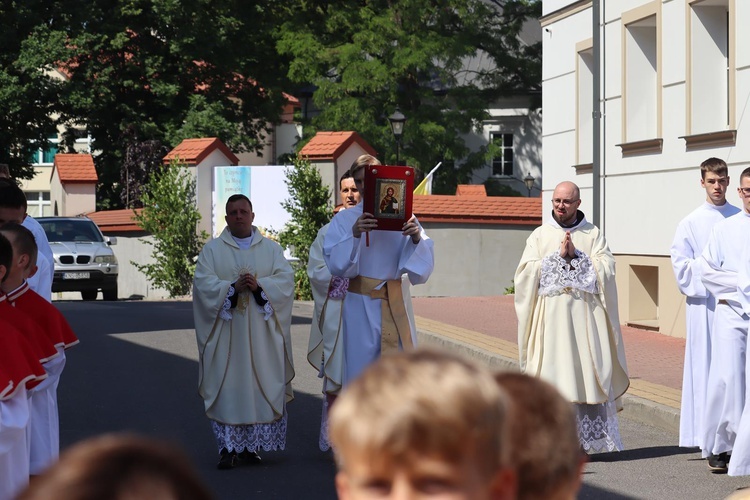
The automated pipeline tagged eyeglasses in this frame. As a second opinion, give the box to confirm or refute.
[739,188,750,196]
[552,198,580,206]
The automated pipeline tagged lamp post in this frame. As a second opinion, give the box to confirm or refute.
[523,173,535,197]
[388,107,407,165]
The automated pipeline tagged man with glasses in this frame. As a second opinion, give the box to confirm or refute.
[515,181,629,454]
[698,167,750,475]
[670,158,739,471]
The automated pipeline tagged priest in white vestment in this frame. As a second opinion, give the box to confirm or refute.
[307,171,360,451]
[670,158,739,460]
[323,155,434,384]
[696,168,750,476]
[193,194,295,469]
[515,181,629,453]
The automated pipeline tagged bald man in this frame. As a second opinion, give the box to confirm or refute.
[514,181,629,454]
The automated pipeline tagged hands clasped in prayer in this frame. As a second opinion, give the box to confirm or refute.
[352,213,421,244]
[559,231,576,261]
[235,273,258,293]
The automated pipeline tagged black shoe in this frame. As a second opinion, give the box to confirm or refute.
[708,453,728,473]
[217,448,239,470]
[237,449,262,466]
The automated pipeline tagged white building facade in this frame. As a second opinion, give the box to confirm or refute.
[542,0,748,337]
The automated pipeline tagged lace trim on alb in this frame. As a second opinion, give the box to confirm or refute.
[576,401,624,453]
[211,414,287,453]
[538,250,598,297]
[219,285,236,321]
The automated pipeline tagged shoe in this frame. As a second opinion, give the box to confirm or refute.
[217,448,239,470]
[237,449,262,465]
[708,453,728,473]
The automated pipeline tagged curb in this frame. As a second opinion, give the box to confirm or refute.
[416,328,681,434]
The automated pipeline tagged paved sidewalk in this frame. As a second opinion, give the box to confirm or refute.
[412,295,684,433]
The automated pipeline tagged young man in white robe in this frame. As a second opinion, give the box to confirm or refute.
[0,179,53,301]
[307,170,360,451]
[193,194,295,470]
[697,167,750,475]
[323,155,434,384]
[670,158,739,467]
[515,181,629,453]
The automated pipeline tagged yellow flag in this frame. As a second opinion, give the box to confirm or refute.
[413,162,442,195]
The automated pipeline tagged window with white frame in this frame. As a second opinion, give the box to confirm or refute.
[625,14,658,142]
[689,0,731,134]
[25,191,51,217]
[577,44,594,165]
[28,134,59,166]
[490,132,514,177]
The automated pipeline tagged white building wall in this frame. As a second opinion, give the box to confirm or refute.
[542,0,750,336]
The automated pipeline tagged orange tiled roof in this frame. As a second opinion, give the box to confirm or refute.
[414,195,542,226]
[53,154,98,184]
[163,137,239,166]
[86,209,143,232]
[455,184,488,197]
[298,131,377,161]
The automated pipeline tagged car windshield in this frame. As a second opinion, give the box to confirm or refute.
[39,220,104,243]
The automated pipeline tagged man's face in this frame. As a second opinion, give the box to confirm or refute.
[738,176,750,214]
[353,168,366,197]
[0,206,25,225]
[702,171,729,205]
[336,452,511,500]
[225,199,254,238]
[340,178,361,208]
[551,184,581,226]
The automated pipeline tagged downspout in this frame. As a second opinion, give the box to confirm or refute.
[592,0,601,227]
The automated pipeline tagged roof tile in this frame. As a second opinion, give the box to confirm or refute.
[86,209,143,232]
[53,154,98,183]
[414,195,542,226]
[163,137,239,166]
[298,131,377,161]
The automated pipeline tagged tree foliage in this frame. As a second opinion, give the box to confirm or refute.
[132,162,208,297]
[278,0,541,194]
[278,157,333,300]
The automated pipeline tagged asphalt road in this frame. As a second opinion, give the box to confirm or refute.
[55,300,750,500]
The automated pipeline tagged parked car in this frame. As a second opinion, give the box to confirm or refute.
[36,217,119,301]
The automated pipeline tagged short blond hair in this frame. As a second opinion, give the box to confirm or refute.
[329,349,510,477]
[349,154,381,176]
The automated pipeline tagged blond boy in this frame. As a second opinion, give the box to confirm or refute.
[329,349,516,500]
[495,372,586,500]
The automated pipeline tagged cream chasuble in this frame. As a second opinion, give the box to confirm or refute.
[515,215,629,406]
[193,227,295,426]
[307,223,346,395]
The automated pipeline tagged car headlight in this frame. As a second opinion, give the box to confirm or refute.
[94,255,117,264]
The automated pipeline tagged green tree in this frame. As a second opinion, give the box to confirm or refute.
[53,0,292,209]
[0,3,71,179]
[278,0,541,194]
[278,157,333,300]
[132,161,208,297]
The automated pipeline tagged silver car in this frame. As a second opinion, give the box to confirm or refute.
[37,217,119,301]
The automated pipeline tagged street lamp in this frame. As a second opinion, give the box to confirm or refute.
[523,173,535,197]
[388,107,407,165]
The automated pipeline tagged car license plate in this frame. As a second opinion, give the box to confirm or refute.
[63,272,90,280]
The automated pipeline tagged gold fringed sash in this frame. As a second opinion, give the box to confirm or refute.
[347,275,414,353]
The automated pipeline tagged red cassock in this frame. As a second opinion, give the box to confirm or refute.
[6,282,79,351]
[0,295,59,363]
[0,320,47,400]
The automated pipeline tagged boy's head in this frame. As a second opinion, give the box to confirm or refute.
[17,433,213,500]
[0,177,28,225]
[0,222,39,285]
[0,232,12,283]
[494,372,585,500]
[330,349,516,500]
